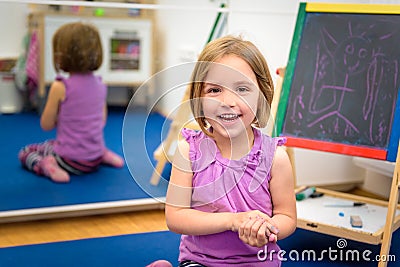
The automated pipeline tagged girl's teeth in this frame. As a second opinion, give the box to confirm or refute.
[219,114,238,120]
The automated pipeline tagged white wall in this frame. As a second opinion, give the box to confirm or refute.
[1,0,398,190]
[152,0,219,114]
[0,2,28,58]
[155,0,300,114]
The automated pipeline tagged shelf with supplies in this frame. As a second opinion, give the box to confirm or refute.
[110,31,141,71]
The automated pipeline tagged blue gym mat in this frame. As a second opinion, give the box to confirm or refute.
[0,107,171,217]
[0,231,181,267]
[0,228,398,266]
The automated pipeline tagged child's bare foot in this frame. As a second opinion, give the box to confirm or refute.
[40,156,70,183]
[102,149,124,168]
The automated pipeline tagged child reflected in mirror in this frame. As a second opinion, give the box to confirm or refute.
[18,22,124,183]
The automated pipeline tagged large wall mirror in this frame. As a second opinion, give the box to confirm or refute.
[0,0,223,223]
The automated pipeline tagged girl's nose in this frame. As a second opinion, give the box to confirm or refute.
[221,90,237,107]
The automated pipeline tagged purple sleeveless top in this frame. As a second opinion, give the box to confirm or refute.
[179,128,286,266]
[53,73,106,160]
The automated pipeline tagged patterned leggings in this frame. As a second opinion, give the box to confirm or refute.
[18,140,102,176]
[18,140,56,176]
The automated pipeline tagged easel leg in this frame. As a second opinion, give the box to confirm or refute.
[378,144,400,267]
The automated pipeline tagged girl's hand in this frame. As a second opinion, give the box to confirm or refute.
[231,211,279,247]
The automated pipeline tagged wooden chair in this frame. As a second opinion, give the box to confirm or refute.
[150,87,199,185]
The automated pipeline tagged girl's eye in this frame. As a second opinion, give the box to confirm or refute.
[206,87,221,94]
[237,86,249,93]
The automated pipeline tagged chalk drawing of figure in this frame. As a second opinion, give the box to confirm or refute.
[304,21,398,144]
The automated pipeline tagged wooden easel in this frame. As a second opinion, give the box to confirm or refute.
[275,3,400,265]
[276,69,399,267]
[379,150,400,266]
[276,70,399,266]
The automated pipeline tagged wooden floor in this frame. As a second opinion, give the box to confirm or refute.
[0,209,168,248]
[0,187,386,249]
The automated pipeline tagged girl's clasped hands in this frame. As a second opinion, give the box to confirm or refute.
[233,210,279,247]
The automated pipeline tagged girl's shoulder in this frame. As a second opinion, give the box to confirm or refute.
[49,77,66,97]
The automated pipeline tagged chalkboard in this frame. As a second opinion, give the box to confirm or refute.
[276,3,400,162]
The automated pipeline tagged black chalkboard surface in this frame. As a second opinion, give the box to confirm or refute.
[276,3,400,161]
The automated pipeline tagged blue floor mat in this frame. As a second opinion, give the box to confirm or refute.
[0,231,181,267]
[0,107,171,212]
[0,228,398,267]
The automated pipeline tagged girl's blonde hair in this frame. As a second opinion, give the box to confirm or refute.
[52,22,103,73]
[189,35,274,134]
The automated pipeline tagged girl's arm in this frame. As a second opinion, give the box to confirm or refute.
[165,138,232,235]
[166,138,250,236]
[269,146,297,240]
[40,80,65,131]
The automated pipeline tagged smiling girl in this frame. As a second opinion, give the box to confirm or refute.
[164,35,296,266]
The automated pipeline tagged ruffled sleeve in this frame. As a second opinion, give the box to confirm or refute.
[181,128,198,162]
[276,136,287,147]
[181,128,217,172]
[246,133,287,192]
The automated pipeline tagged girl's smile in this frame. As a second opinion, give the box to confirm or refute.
[217,113,241,122]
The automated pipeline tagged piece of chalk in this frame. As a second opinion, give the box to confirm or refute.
[296,186,316,201]
[270,225,279,234]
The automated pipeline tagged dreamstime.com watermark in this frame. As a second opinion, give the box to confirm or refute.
[257,238,396,263]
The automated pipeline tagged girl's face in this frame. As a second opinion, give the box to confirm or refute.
[201,55,260,140]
